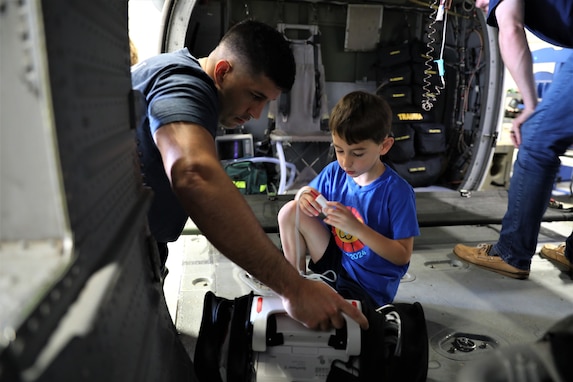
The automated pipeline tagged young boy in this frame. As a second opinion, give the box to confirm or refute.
[277,91,420,309]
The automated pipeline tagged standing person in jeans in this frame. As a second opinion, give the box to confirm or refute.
[277,91,420,310]
[453,0,573,279]
[131,19,368,331]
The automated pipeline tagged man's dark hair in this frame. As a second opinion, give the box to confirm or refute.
[329,91,393,145]
[220,19,295,91]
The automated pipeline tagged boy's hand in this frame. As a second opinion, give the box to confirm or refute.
[323,201,362,235]
[299,189,328,218]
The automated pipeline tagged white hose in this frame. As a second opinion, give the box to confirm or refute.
[293,187,336,283]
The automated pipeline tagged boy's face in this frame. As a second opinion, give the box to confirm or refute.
[332,134,394,182]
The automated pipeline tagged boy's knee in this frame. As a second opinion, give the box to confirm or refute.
[277,200,297,225]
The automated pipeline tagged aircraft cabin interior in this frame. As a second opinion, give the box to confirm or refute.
[1,0,572,381]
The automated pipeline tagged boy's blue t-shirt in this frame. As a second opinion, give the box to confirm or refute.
[309,161,420,306]
[131,48,219,242]
[486,0,573,48]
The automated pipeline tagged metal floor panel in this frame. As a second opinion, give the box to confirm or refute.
[165,221,573,381]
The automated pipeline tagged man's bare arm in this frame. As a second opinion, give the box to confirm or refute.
[495,0,538,145]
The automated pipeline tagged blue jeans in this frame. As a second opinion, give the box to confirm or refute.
[493,52,573,270]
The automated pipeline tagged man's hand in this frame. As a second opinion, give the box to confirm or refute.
[510,107,534,147]
[280,278,369,331]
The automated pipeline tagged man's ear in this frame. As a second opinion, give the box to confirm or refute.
[213,60,232,86]
[380,136,395,156]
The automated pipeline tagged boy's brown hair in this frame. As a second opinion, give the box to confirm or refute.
[329,91,392,144]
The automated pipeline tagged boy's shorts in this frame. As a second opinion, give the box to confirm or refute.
[309,236,378,309]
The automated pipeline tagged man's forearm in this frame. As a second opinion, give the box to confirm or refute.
[495,0,538,110]
[172,158,302,297]
[498,25,538,109]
